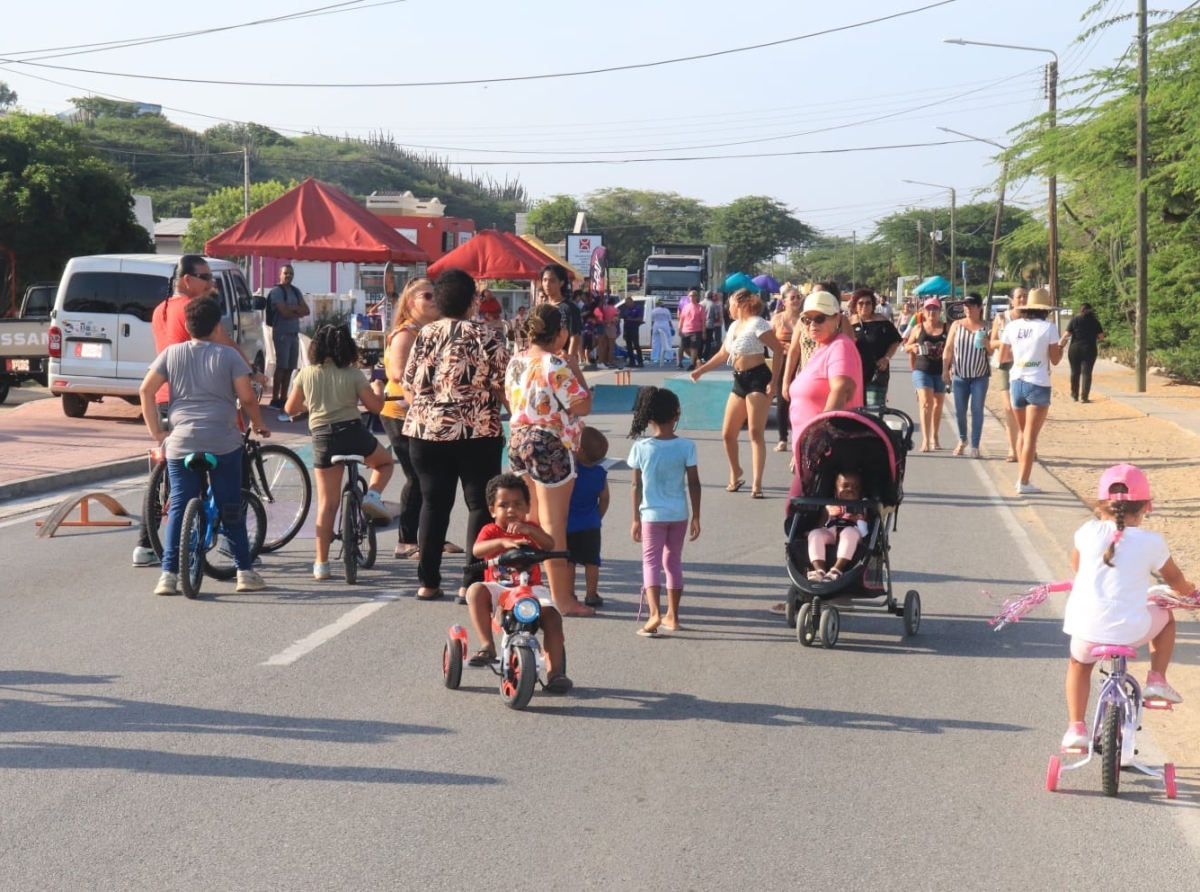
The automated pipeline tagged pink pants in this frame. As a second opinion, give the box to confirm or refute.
[642,520,687,590]
[808,526,861,564]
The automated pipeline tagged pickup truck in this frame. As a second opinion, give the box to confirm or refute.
[0,282,55,403]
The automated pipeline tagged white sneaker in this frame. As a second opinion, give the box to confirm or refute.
[1144,672,1184,704]
[153,572,178,596]
[596,363,609,370]
[360,490,393,522]
[313,561,331,580]
[278,413,291,423]
[132,546,157,567]
[1016,482,1043,495]
[236,570,266,592]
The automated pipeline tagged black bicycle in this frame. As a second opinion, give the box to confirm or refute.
[145,428,311,558]
[332,452,377,584]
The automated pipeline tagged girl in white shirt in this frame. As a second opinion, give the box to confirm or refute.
[1060,464,1195,752]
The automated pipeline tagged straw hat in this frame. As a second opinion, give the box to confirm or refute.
[1026,287,1055,310]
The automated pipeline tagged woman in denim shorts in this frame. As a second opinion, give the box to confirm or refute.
[505,303,595,615]
[902,298,948,452]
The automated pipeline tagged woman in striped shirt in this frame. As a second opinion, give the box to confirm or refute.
[941,294,993,458]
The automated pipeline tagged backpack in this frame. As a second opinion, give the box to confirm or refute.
[267,284,293,327]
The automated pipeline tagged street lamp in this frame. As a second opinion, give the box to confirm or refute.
[944,37,1058,301]
[937,127,1008,307]
[903,179,956,294]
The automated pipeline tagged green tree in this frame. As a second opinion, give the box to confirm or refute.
[0,112,150,300]
[708,195,817,273]
[525,194,580,245]
[184,179,296,253]
[791,236,892,292]
[0,82,17,111]
[584,188,712,272]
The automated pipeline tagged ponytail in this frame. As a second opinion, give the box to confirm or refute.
[629,385,680,438]
[1102,500,1125,568]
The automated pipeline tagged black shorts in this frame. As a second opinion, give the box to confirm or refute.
[311,419,380,469]
[680,332,703,352]
[566,527,602,566]
[732,363,772,398]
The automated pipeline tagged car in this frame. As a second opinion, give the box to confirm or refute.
[988,297,1010,320]
[47,254,265,418]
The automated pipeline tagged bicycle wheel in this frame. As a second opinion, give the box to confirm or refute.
[143,460,170,558]
[341,489,359,584]
[204,490,267,581]
[359,513,377,569]
[250,444,311,553]
[1101,704,1122,797]
[179,497,206,599]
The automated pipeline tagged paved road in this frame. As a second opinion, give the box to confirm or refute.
[2,365,1198,892]
[0,380,50,416]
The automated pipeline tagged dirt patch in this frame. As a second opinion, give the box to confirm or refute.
[984,359,1200,778]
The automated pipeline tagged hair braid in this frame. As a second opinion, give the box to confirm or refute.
[1103,500,1126,568]
[628,385,681,438]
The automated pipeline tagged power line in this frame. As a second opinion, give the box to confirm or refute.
[1,0,960,88]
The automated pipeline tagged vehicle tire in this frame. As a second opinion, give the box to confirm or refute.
[0,382,9,405]
[443,635,463,690]
[62,393,88,418]
[179,497,206,599]
[501,646,536,711]
[819,606,840,648]
[1101,705,1121,797]
[359,518,377,569]
[341,490,359,585]
[144,460,170,558]
[1164,763,1177,800]
[796,603,816,647]
[250,444,311,553]
[204,490,266,580]
[1046,756,1061,792]
[785,585,799,629]
[903,590,921,636]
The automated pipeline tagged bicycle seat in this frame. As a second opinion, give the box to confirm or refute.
[331,454,365,465]
[182,452,218,471]
[1090,644,1138,660]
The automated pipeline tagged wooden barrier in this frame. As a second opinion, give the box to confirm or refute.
[35,492,132,539]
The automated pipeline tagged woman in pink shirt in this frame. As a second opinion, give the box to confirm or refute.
[781,290,863,501]
[677,289,708,371]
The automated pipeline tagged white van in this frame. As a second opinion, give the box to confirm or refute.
[47,254,265,418]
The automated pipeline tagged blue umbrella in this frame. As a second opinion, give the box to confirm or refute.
[751,274,781,293]
[722,271,760,293]
[913,275,952,296]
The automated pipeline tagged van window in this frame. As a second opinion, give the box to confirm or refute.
[211,275,231,316]
[230,271,254,312]
[62,272,169,321]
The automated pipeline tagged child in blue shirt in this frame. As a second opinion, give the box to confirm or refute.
[566,426,610,608]
[628,386,701,636]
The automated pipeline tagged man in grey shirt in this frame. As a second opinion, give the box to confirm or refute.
[267,264,310,415]
[140,297,271,596]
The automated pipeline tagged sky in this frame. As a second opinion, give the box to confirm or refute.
[0,0,1172,238]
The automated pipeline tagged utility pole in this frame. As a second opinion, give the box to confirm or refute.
[242,146,251,219]
[947,188,957,295]
[1047,58,1059,301]
[1135,0,1148,392]
[851,230,857,291]
[916,220,924,279]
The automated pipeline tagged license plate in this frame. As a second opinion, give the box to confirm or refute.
[74,343,103,359]
[8,359,29,371]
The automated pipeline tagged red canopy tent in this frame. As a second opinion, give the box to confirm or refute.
[427,229,545,280]
[205,178,429,264]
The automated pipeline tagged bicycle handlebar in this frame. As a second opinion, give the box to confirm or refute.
[465,547,572,573]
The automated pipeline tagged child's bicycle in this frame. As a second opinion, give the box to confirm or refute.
[442,547,570,711]
[178,452,267,599]
[331,453,377,585]
[1047,643,1177,799]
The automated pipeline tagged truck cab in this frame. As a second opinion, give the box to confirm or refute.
[0,281,57,401]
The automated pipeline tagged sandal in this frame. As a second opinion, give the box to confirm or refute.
[544,673,574,694]
[636,625,660,637]
[751,490,765,499]
[953,442,966,456]
[773,442,788,453]
[415,588,444,601]
[725,479,745,493]
[468,648,497,667]
[394,544,420,559]
[442,541,465,554]
[825,568,842,581]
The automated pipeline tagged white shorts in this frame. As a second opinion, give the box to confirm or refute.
[477,581,555,610]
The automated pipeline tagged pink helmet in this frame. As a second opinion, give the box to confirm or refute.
[1098,464,1152,510]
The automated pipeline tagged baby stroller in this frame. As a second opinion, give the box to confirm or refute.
[782,406,918,648]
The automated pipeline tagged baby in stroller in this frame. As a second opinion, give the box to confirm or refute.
[806,471,870,582]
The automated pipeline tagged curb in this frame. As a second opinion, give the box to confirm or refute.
[0,455,149,502]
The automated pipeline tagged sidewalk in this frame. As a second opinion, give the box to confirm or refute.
[0,396,313,500]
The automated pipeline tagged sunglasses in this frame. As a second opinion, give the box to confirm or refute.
[190,272,213,281]
[417,292,435,300]
[801,314,829,325]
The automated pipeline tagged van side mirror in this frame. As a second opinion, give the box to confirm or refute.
[254,295,267,311]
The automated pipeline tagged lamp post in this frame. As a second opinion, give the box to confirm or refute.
[903,179,956,295]
[944,38,1058,301]
[937,127,1008,310]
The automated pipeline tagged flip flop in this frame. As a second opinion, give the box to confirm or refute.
[415,588,444,601]
[467,648,497,667]
[636,625,660,637]
[726,479,746,493]
[394,544,420,559]
[442,541,465,554]
[751,490,765,499]
[562,604,596,617]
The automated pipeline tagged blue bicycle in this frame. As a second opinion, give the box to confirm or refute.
[178,452,267,599]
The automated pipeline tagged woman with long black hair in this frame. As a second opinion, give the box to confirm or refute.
[1065,303,1105,403]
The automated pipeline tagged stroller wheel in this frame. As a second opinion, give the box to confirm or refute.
[903,590,921,636]
[819,606,840,648]
[796,603,816,647]
[785,585,800,629]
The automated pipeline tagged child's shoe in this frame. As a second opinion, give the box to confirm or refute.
[313,562,331,581]
[360,490,393,522]
[1060,721,1089,752]
[1144,671,1183,704]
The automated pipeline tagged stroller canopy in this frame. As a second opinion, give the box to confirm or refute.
[792,410,906,506]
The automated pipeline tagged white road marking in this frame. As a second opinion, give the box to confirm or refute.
[967,456,1057,583]
[262,594,399,666]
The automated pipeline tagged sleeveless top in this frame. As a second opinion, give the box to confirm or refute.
[381,323,418,419]
[913,323,947,375]
[950,323,989,379]
[724,317,771,357]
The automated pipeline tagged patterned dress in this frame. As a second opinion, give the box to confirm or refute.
[402,318,509,441]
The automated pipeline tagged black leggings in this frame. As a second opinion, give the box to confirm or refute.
[623,331,644,367]
[1068,342,1098,401]
[380,417,422,544]
[409,436,504,590]
[776,393,790,444]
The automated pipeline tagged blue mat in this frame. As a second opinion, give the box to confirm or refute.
[589,384,640,415]
[663,372,734,431]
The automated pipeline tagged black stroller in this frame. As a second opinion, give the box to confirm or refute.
[782,407,918,647]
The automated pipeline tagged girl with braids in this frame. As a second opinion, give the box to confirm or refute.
[1059,464,1195,752]
[285,324,393,580]
[627,386,701,636]
[505,302,594,615]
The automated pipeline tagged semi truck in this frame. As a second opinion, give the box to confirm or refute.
[641,244,727,312]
